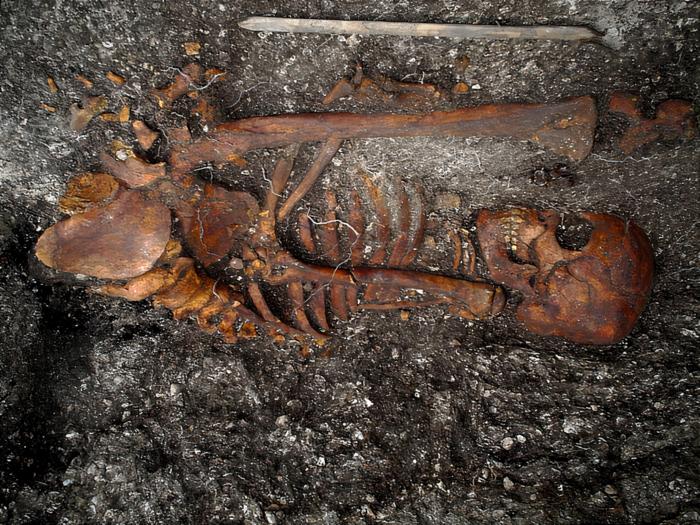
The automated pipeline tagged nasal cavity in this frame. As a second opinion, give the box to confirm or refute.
[555,214,593,251]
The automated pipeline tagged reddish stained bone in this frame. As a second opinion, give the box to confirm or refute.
[247,282,281,324]
[247,281,316,339]
[462,231,477,275]
[265,253,356,287]
[36,190,171,280]
[172,96,596,175]
[347,190,366,266]
[264,144,299,214]
[360,298,450,310]
[352,267,505,320]
[448,230,462,271]
[41,65,659,346]
[132,120,160,150]
[313,190,351,320]
[322,78,355,105]
[287,281,327,339]
[151,63,202,108]
[323,65,444,108]
[297,213,317,253]
[98,267,176,301]
[399,185,426,266]
[359,171,390,265]
[345,285,359,313]
[191,93,218,124]
[151,258,203,311]
[319,190,341,261]
[277,139,343,220]
[270,248,501,322]
[100,255,310,343]
[196,283,238,334]
[69,95,108,131]
[177,183,260,266]
[217,310,240,343]
[609,92,696,153]
[329,284,350,321]
[307,285,330,331]
[319,191,350,321]
[313,191,352,321]
[476,208,654,344]
[58,172,120,214]
[282,191,495,316]
[386,181,411,266]
[99,152,167,188]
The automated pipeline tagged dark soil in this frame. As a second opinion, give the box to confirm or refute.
[1,1,698,523]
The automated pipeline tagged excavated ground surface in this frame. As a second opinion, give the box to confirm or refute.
[0,1,698,523]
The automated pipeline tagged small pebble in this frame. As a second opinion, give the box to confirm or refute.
[275,415,289,428]
[503,477,515,490]
[501,437,514,450]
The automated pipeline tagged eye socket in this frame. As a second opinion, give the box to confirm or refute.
[506,244,532,265]
[556,214,593,251]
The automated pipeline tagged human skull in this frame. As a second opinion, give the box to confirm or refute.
[476,208,654,345]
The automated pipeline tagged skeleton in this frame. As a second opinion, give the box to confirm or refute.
[34,66,654,345]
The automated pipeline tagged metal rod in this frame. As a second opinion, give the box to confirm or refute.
[238,16,600,42]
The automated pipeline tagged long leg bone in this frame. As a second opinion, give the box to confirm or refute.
[170,96,596,182]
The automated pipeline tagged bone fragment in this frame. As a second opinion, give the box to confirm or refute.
[132,120,160,150]
[69,95,108,131]
[99,151,167,188]
[609,92,696,154]
[59,172,120,214]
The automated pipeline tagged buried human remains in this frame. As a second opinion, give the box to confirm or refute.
[35,65,673,346]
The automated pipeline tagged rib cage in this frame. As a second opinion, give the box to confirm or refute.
[91,143,502,345]
[283,171,432,326]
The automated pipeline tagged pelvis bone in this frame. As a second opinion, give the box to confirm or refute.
[34,67,653,346]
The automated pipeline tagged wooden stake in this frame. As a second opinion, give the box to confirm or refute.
[238,16,600,42]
